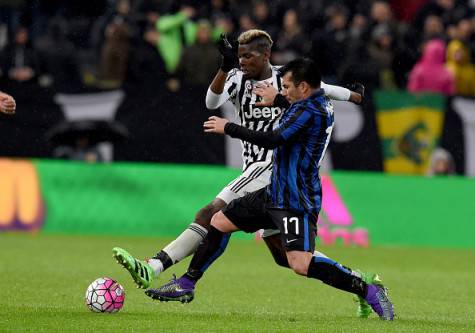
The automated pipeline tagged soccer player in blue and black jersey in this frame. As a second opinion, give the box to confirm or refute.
[146,58,394,320]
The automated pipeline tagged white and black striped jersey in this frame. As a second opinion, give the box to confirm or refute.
[206,65,351,171]
[224,66,284,171]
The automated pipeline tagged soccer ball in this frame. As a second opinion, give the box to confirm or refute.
[85,277,125,313]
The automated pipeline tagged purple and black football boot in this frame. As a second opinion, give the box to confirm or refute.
[364,284,395,320]
[145,275,195,303]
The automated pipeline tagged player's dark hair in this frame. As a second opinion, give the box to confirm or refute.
[238,29,273,53]
[279,58,321,88]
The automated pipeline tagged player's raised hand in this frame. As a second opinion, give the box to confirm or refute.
[216,33,238,72]
[0,92,16,115]
[254,83,278,106]
[204,116,229,134]
[347,82,365,105]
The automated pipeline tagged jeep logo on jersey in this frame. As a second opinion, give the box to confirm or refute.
[243,106,283,120]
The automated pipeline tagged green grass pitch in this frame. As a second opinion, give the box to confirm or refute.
[1,233,474,332]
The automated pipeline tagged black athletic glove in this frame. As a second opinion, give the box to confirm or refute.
[348,82,365,105]
[216,33,238,72]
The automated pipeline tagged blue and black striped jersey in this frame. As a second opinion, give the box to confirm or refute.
[224,88,334,214]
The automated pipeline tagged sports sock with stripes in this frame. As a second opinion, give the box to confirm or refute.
[185,225,231,282]
[307,254,367,297]
[149,223,208,276]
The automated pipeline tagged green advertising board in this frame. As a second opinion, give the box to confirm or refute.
[1,159,473,248]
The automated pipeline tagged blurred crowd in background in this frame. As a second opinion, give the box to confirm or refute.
[0,0,474,96]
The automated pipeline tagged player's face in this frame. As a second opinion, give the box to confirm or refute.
[238,44,269,78]
[281,72,304,103]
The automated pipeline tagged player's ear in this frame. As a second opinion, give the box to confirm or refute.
[300,81,310,94]
[263,49,270,61]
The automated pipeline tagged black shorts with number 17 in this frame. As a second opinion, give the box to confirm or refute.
[222,188,317,252]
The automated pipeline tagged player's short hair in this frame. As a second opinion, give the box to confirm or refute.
[237,29,273,53]
[279,58,321,88]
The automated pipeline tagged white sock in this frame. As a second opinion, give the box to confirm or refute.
[162,222,208,264]
[147,259,164,277]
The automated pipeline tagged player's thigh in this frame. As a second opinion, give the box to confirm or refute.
[210,211,240,233]
[222,188,274,233]
[216,163,272,204]
[268,209,317,253]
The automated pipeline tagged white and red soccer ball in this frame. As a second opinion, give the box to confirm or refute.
[85,277,125,313]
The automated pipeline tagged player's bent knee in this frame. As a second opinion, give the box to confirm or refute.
[195,199,226,227]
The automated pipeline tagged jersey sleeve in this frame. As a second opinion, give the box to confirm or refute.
[320,81,351,101]
[205,69,239,109]
[224,103,313,149]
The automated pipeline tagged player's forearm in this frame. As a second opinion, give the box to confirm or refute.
[224,123,284,149]
[320,82,351,101]
[206,70,230,109]
[209,70,228,94]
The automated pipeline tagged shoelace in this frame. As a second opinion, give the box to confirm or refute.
[159,274,180,292]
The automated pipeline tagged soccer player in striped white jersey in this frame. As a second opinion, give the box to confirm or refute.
[112,29,371,316]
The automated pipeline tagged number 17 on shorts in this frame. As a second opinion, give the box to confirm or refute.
[269,210,317,253]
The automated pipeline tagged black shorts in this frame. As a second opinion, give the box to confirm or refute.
[222,188,317,252]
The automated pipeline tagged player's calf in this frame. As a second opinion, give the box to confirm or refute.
[286,250,313,276]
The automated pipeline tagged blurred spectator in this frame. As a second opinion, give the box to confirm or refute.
[251,0,277,38]
[0,0,25,42]
[34,18,81,91]
[407,39,455,95]
[455,18,475,56]
[213,14,236,40]
[272,9,308,65]
[98,14,132,87]
[348,13,368,41]
[90,0,134,60]
[427,147,455,176]
[422,15,445,42]
[205,0,230,21]
[124,25,167,92]
[177,20,220,86]
[309,4,350,82]
[133,0,173,21]
[0,26,37,83]
[413,0,459,29]
[445,39,475,96]
[154,6,196,73]
[338,42,380,90]
[370,1,394,26]
[368,24,397,89]
[238,14,257,35]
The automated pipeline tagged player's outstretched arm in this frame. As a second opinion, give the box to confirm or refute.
[204,104,310,149]
[0,91,16,115]
[204,116,283,149]
[321,82,364,105]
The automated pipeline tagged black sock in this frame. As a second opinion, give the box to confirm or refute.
[307,256,367,297]
[185,226,230,282]
[152,250,173,271]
